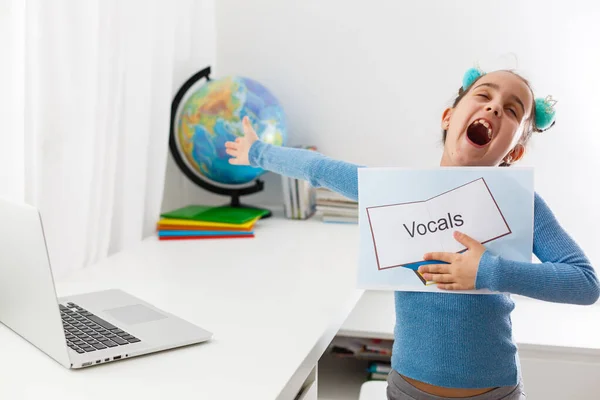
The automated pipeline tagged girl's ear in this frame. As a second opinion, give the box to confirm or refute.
[506,143,525,163]
[441,108,453,130]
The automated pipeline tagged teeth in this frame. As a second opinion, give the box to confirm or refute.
[472,119,493,139]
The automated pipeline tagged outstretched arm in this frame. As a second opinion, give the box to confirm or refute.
[225,116,362,201]
[475,193,600,305]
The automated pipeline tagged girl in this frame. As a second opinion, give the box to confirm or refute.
[225,69,599,400]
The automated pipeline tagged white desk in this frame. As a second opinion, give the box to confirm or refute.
[2,213,600,399]
[0,215,363,400]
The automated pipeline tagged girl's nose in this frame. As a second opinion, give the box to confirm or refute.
[486,105,501,117]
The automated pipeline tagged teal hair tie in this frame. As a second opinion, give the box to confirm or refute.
[535,95,557,131]
[462,67,485,91]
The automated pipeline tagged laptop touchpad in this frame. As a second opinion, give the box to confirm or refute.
[105,304,168,325]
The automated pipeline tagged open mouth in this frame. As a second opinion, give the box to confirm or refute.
[466,119,493,147]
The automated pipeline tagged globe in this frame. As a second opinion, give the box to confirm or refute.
[169,67,287,217]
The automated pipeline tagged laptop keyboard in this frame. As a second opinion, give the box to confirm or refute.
[60,302,141,354]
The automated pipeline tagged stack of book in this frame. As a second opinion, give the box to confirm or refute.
[328,336,392,361]
[367,362,392,381]
[280,145,318,220]
[281,176,317,220]
[315,188,358,224]
[156,205,269,241]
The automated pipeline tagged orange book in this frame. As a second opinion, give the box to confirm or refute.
[157,217,259,230]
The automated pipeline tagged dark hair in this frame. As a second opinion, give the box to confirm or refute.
[441,70,545,167]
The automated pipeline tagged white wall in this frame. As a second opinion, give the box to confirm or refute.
[213,0,600,265]
[0,1,25,202]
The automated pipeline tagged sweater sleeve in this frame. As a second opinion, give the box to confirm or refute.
[248,141,363,201]
[476,192,600,305]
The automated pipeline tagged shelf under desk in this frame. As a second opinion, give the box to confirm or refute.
[340,290,600,355]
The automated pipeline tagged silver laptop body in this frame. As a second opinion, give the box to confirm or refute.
[0,197,212,368]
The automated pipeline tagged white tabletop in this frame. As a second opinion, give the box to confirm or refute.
[0,215,363,400]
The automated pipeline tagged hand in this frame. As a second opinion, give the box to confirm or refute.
[418,231,486,291]
[225,116,259,166]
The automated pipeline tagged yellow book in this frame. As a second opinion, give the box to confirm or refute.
[157,216,260,230]
[414,270,436,286]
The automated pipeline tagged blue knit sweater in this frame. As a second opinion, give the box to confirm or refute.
[248,141,600,388]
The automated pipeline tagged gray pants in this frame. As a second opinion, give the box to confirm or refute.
[387,370,526,400]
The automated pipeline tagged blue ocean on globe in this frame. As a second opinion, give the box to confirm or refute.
[176,76,287,186]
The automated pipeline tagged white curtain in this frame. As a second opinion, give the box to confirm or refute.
[0,0,25,203]
[2,0,216,278]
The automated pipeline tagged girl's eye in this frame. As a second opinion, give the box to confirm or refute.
[507,108,517,117]
[477,93,489,99]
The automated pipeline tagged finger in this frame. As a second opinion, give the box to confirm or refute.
[225,149,239,158]
[242,116,254,135]
[453,231,480,249]
[437,283,460,290]
[225,141,238,149]
[228,157,240,165]
[242,116,259,139]
[418,264,450,274]
[235,137,242,143]
[423,273,454,283]
[423,252,455,263]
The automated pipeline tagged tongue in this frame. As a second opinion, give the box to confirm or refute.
[467,123,490,146]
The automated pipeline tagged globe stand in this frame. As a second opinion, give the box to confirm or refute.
[169,65,272,220]
[229,183,272,219]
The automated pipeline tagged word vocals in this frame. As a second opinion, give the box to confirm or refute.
[403,212,464,238]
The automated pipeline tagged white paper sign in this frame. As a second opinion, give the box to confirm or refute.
[366,178,510,269]
[357,167,534,293]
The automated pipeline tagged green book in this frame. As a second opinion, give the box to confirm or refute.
[160,205,269,225]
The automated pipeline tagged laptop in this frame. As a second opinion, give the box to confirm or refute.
[0,197,213,368]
